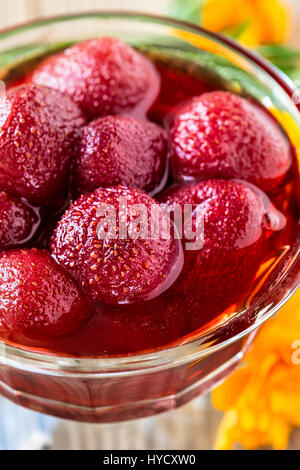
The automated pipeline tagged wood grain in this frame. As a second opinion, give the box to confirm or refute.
[0,0,168,29]
[51,397,223,450]
[1,0,299,47]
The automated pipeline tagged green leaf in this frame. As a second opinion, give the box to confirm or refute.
[0,41,74,82]
[169,0,206,25]
[258,44,300,60]
[257,44,300,69]
[221,20,251,39]
[279,66,300,81]
[255,44,300,81]
[0,42,73,68]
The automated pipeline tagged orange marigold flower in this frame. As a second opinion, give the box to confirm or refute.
[212,289,300,449]
[202,0,290,45]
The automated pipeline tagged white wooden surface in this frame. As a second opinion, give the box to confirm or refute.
[0,0,299,451]
[0,0,168,29]
[50,397,300,450]
[52,397,222,450]
[0,0,299,46]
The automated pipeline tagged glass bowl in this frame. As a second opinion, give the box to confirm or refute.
[0,12,299,423]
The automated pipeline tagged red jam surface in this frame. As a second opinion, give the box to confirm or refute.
[0,41,299,358]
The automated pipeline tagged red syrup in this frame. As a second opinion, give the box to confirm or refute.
[0,55,299,359]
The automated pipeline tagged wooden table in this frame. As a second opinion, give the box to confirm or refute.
[50,396,300,450]
[1,0,299,47]
[52,397,222,450]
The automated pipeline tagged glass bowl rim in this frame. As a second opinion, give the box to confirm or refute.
[0,10,298,375]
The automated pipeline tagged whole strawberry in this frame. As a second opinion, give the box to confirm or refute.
[159,179,285,306]
[51,186,183,305]
[0,191,39,249]
[74,116,167,196]
[30,37,160,120]
[169,91,291,192]
[0,248,92,339]
[0,84,86,206]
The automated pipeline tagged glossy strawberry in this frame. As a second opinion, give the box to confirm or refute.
[169,91,291,192]
[159,179,285,304]
[0,248,92,339]
[30,37,160,120]
[0,84,86,206]
[51,186,183,305]
[0,191,39,249]
[74,115,167,196]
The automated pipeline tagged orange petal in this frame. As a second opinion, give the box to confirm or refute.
[212,366,251,410]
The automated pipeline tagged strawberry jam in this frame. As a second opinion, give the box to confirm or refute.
[0,38,298,361]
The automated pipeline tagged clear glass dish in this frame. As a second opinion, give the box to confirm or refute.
[0,11,299,423]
